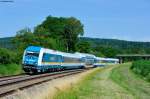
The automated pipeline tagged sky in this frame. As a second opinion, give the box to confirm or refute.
[0,0,150,41]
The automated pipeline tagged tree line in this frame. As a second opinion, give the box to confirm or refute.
[1,15,150,64]
[0,16,91,64]
[80,37,150,58]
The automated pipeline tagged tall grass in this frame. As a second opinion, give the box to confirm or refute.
[131,60,150,82]
[0,64,22,76]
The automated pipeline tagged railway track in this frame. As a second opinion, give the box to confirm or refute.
[0,74,28,82]
[0,68,92,98]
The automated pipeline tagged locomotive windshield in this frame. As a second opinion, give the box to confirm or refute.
[25,51,39,57]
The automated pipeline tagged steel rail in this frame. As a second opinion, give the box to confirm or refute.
[0,73,26,79]
[0,68,92,98]
[0,75,29,82]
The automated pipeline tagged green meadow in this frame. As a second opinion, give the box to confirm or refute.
[53,63,150,99]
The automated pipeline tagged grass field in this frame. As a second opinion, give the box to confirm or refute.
[53,63,150,99]
[0,64,22,76]
[111,63,150,99]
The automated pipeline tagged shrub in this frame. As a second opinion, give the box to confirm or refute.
[0,64,22,76]
[0,48,18,64]
[131,60,150,81]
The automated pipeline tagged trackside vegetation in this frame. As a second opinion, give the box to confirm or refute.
[0,64,22,76]
[111,63,150,99]
[0,48,22,76]
[0,48,18,64]
[52,64,150,99]
[53,68,102,99]
[131,60,150,82]
[53,65,133,99]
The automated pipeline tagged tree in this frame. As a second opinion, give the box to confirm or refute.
[93,46,119,58]
[0,48,17,64]
[63,17,84,52]
[34,16,84,52]
[76,41,91,53]
[34,25,65,51]
[13,28,36,50]
[34,16,65,38]
[12,16,84,62]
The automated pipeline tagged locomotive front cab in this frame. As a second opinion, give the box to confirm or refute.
[24,51,39,65]
[23,46,41,73]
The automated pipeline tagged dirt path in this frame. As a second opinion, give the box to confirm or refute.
[80,65,134,99]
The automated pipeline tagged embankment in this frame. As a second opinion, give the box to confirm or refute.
[3,68,99,99]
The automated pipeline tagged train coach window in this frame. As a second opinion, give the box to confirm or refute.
[63,57,80,63]
[42,53,61,62]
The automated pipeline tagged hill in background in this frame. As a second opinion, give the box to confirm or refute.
[80,37,150,49]
[80,37,150,55]
[1,37,150,55]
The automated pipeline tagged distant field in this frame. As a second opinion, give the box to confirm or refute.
[52,63,150,99]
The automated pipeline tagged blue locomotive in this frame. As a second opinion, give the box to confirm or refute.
[22,46,119,74]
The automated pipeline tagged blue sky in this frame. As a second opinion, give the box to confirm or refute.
[0,0,150,41]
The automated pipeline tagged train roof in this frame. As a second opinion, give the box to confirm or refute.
[58,51,82,58]
[25,46,42,52]
[75,52,96,58]
[96,57,119,61]
[40,46,81,59]
[96,57,106,60]
[26,46,96,59]
[26,46,119,60]
[105,58,119,61]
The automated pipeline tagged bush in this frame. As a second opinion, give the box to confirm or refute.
[131,60,150,81]
[0,64,22,76]
[0,48,18,64]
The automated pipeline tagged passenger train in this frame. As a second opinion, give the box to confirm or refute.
[22,46,119,74]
